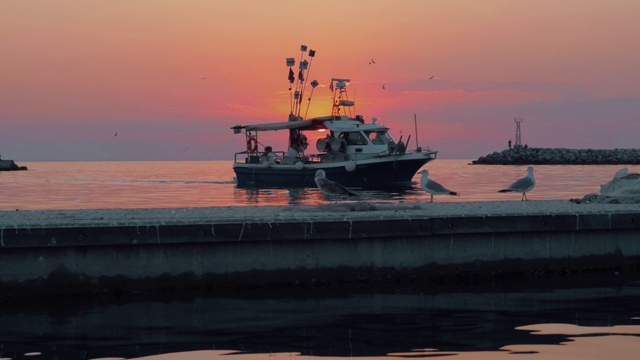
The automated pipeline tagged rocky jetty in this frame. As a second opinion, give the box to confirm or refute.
[0,159,28,171]
[472,146,640,165]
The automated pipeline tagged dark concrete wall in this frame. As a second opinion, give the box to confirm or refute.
[1,212,640,298]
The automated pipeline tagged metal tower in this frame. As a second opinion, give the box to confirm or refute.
[514,118,524,146]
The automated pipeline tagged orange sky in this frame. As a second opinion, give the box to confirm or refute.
[1,0,639,160]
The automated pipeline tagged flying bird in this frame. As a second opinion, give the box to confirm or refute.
[418,169,459,202]
[429,75,435,80]
[382,84,385,90]
[369,58,376,65]
[201,77,207,80]
[314,169,356,203]
[113,132,118,137]
[499,166,536,201]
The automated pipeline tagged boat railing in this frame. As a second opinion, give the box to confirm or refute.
[233,150,291,164]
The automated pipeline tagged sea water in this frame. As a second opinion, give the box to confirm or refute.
[0,281,639,360]
[1,160,639,359]
[0,160,634,210]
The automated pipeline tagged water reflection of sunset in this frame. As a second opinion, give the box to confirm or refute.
[125,330,640,359]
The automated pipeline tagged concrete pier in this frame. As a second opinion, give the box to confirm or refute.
[1,201,639,299]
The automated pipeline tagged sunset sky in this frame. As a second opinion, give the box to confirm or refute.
[1,0,639,161]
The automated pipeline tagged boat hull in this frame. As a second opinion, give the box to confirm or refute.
[233,152,436,189]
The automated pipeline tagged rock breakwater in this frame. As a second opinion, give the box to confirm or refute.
[472,147,640,165]
[0,159,27,171]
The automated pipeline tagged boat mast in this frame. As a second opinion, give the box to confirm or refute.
[329,78,353,118]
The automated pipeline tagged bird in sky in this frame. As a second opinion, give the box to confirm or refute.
[382,84,385,90]
[418,169,459,202]
[429,75,435,80]
[314,169,357,203]
[113,132,117,137]
[369,58,376,65]
[499,166,536,201]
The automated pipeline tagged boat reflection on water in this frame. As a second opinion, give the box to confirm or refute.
[233,184,414,206]
[233,186,323,206]
[127,333,639,360]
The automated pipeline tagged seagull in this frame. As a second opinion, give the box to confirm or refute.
[418,169,459,202]
[499,166,536,201]
[314,169,356,202]
[369,58,376,65]
[382,84,385,90]
[201,77,207,80]
[113,132,117,137]
[429,75,435,80]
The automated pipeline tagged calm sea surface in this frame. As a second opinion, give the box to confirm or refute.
[1,160,639,359]
[0,159,636,210]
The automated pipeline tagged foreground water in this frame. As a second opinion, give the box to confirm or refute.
[1,280,639,360]
[1,160,636,210]
[1,160,639,359]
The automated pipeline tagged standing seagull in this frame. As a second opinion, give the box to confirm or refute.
[314,170,356,202]
[499,166,536,201]
[418,169,459,202]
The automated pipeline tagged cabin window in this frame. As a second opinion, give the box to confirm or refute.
[341,132,368,145]
[366,130,391,145]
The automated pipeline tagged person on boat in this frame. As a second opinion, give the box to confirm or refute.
[261,146,278,164]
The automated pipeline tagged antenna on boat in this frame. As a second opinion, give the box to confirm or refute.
[414,113,419,150]
[304,80,319,119]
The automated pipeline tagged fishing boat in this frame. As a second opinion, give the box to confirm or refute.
[231,45,437,189]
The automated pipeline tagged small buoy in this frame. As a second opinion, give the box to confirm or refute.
[345,161,356,172]
[294,161,304,170]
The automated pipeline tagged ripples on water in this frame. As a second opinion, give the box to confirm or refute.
[0,283,639,360]
[1,160,635,210]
